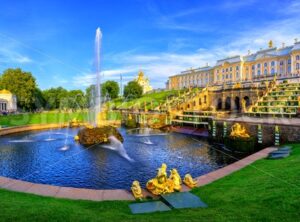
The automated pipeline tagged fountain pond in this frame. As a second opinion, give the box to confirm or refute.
[0,127,235,189]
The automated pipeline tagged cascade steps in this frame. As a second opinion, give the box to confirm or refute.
[247,82,300,117]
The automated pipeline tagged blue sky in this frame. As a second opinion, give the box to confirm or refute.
[0,0,300,90]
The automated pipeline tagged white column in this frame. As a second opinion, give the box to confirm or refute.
[291,56,294,75]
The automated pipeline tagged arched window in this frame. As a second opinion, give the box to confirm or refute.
[252,65,255,70]
[271,61,275,66]
[264,62,267,67]
[296,55,300,61]
[199,98,202,105]
[297,63,300,70]
[271,68,275,75]
[264,69,267,75]
[204,95,207,104]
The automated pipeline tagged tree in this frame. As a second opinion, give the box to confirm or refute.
[42,87,68,110]
[33,88,46,110]
[0,68,38,111]
[67,90,86,110]
[101,80,119,99]
[123,81,143,99]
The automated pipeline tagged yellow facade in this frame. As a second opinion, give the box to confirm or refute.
[168,40,300,90]
[169,66,213,90]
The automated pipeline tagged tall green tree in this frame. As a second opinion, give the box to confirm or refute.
[42,87,68,110]
[67,90,86,110]
[123,81,143,99]
[0,68,38,111]
[101,80,119,99]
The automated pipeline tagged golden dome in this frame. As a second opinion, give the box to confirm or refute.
[0,89,12,94]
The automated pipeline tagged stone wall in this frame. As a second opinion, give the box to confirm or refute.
[211,120,300,148]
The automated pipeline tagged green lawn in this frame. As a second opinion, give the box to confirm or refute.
[1,145,299,221]
[0,112,88,127]
[108,90,183,109]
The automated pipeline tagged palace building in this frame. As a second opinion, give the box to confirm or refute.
[0,89,17,113]
[168,40,300,90]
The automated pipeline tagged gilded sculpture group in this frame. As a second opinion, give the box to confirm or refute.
[131,163,197,199]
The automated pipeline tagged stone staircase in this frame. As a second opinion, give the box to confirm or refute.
[157,90,196,111]
[247,82,300,117]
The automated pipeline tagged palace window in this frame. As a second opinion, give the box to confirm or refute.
[257,70,261,75]
[264,62,267,67]
[236,66,239,70]
[288,59,291,64]
[297,63,300,70]
[271,61,275,66]
[252,65,255,70]
[236,73,239,78]
[271,68,275,75]
[204,95,207,104]
[226,68,228,72]
[230,67,232,71]
[296,55,300,61]
[264,69,267,75]
[280,61,284,66]
[199,98,202,105]
[257,64,261,68]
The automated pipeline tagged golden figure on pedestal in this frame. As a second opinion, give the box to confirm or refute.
[230,123,250,138]
[169,169,182,191]
[183,174,197,188]
[146,163,183,195]
[131,180,144,200]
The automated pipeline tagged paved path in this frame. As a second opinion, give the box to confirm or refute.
[0,147,276,201]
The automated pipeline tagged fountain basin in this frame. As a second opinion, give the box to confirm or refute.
[0,127,235,189]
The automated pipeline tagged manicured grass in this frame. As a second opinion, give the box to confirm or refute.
[108,90,183,109]
[1,145,300,221]
[0,112,88,127]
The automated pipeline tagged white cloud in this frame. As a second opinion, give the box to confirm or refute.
[0,47,32,64]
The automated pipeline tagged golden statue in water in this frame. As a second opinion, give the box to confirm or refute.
[183,174,197,188]
[146,163,182,195]
[230,123,250,138]
[131,180,144,200]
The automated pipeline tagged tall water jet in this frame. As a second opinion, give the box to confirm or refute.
[77,28,123,146]
[89,27,102,126]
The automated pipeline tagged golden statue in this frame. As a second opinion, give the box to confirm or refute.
[183,174,197,188]
[131,180,144,200]
[241,99,246,112]
[269,40,273,48]
[230,123,250,138]
[74,135,79,141]
[169,169,182,191]
[146,163,174,195]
